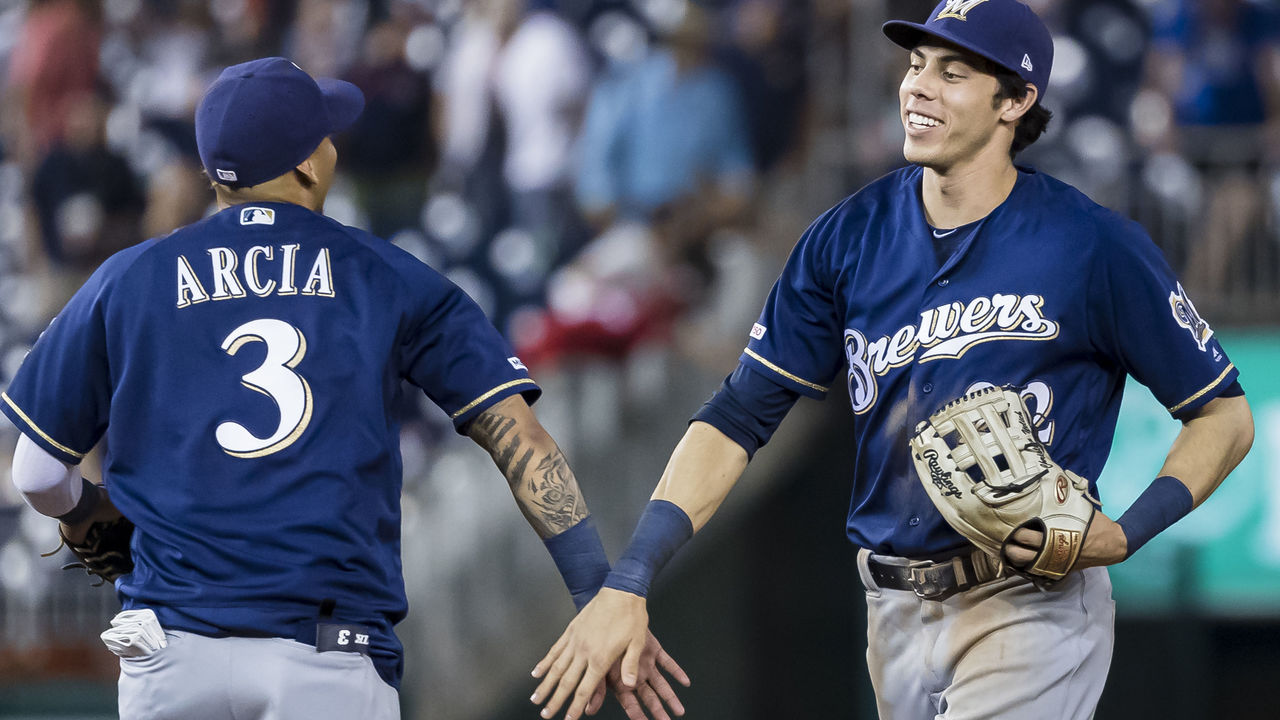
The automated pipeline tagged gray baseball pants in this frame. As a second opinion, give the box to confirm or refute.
[117,631,400,719]
[859,549,1115,720]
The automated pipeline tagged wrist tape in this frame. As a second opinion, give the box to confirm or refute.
[1116,475,1194,559]
[543,516,612,610]
[56,478,102,527]
[602,500,693,598]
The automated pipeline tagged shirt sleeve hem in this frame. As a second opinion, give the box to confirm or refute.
[1,392,86,464]
[449,378,542,431]
[740,348,829,400]
[1166,363,1238,417]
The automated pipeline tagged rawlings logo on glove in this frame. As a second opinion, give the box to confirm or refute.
[909,386,1100,581]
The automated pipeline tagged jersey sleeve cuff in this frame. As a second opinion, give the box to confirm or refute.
[448,378,542,433]
[690,405,761,460]
[1166,363,1238,419]
[739,348,829,400]
[1,392,87,465]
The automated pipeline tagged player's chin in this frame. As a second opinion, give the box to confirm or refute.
[902,142,938,167]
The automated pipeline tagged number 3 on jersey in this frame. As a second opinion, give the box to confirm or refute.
[215,318,314,458]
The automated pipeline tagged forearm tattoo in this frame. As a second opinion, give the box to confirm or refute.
[469,409,589,538]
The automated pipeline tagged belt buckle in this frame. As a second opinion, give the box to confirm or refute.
[909,564,950,601]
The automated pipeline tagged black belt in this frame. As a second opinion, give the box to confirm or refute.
[866,550,1001,602]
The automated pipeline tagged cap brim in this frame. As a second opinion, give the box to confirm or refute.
[882,20,1019,79]
[316,77,365,135]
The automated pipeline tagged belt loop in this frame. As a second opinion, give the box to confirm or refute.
[856,548,882,595]
[951,555,969,586]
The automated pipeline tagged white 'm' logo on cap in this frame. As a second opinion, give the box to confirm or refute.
[937,0,990,21]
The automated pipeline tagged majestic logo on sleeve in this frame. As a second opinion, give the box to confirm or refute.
[936,0,990,21]
[1169,282,1213,351]
[844,293,1059,414]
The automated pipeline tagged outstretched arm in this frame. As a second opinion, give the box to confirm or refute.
[531,421,748,720]
[466,394,690,719]
[652,422,751,531]
[466,393,587,539]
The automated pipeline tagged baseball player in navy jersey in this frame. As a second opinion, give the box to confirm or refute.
[1,57,689,719]
[528,2,1255,719]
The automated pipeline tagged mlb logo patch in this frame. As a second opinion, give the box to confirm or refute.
[216,168,238,182]
[240,207,276,226]
[508,356,528,371]
[750,323,767,340]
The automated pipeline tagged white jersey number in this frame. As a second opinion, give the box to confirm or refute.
[215,318,314,458]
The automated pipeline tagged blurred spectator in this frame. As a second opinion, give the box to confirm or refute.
[100,0,219,239]
[1026,0,1149,124]
[342,18,435,237]
[433,0,517,246]
[431,0,597,333]
[517,1,757,365]
[1138,0,1280,298]
[573,1,755,231]
[4,0,102,168]
[720,0,810,174]
[492,0,593,256]
[283,0,367,80]
[30,88,145,319]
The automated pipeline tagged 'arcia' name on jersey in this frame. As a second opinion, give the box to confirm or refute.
[176,244,335,308]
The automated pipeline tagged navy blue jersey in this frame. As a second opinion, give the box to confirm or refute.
[1,202,540,688]
[739,166,1237,557]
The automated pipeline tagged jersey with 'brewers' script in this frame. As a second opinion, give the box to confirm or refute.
[0,201,540,688]
[739,166,1237,557]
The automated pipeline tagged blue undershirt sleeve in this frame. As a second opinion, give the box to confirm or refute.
[690,363,802,459]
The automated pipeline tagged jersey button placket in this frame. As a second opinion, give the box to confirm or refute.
[937,278,949,287]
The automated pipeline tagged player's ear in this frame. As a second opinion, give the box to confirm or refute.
[293,159,318,189]
[1000,83,1039,124]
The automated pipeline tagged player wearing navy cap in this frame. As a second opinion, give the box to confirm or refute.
[2,57,688,719]
[529,2,1254,719]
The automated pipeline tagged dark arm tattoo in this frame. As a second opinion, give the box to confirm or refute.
[468,406,589,538]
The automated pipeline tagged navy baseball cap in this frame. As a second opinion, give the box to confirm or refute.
[883,0,1053,102]
[196,57,365,188]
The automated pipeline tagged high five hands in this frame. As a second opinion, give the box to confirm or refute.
[531,588,689,720]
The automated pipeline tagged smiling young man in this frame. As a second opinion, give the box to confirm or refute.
[527,2,1254,719]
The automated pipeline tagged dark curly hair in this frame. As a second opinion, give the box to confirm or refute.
[992,69,1052,158]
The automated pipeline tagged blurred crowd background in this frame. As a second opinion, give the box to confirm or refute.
[1,0,1279,718]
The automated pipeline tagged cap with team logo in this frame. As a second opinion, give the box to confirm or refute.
[882,0,1054,102]
[195,57,365,188]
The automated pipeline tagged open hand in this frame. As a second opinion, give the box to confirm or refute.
[531,588,689,720]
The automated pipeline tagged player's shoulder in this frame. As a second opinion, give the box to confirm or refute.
[1021,168,1151,249]
[327,219,452,288]
[800,165,921,242]
[825,165,921,219]
[69,235,164,304]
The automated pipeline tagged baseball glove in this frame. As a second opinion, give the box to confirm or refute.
[909,386,1100,581]
[45,515,135,587]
